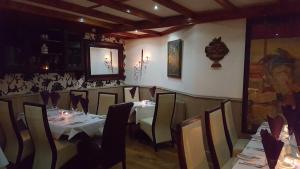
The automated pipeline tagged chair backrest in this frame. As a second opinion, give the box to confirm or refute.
[221,100,238,154]
[123,86,139,102]
[0,99,22,164]
[96,92,118,115]
[205,107,231,169]
[70,90,88,112]
[24,102,56,169]
[153,93,176,142]
[177,116,209,169]
[101,102,133,168]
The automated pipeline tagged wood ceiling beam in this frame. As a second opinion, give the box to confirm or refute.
[27,0,135,26]
[90,0,161,23]
[0,0,115,30]
[106,32,139,38]
[139,29,162,36]
[214,0,237,10]
[160,25,192,35]
[151,0,197,19]
[108,1,300,32]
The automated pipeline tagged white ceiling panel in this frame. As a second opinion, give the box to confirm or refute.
[173,0,223,12]
[149,26,175,32]
[62,0,97,7]
[124,0,180,17]
[94,6,144,21]
[230,0,276,7]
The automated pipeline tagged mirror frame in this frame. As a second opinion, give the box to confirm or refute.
[85,41,125,81]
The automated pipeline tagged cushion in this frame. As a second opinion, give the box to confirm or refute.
[140,117,153,140]
[221,157,237,169]
[20,130,33,160]
[233,139,250,157]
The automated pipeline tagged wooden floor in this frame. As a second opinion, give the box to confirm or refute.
[111,137,179,169]
[19,134,180,169]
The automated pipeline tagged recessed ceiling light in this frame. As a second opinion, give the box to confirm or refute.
[154,5,158,10]
[275,33,279,36]
[79,17,84,23]
[126,9,131,13]
[187,17,192,21]
[135,30,138,33]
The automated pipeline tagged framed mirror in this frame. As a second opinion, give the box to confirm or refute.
[85,41,125,80]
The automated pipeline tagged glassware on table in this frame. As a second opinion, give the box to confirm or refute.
[50,92,60,109]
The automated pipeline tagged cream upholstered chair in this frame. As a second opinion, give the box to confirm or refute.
[70,90,88,112]
[24,102,77,169]
[96,92,118,115]
[177,116,209,169]
[123,86,140,102]
[140,92,176,151]
[205,107,237,169]
[221,100,249,157]
[0,99,33,165]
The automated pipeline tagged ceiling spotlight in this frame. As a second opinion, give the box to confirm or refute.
[187,17,192,21]
[79,17,84,23]
[126,9,131,13]
[275,33,279,36]
[154,5,158,10]
[135,29,138,33]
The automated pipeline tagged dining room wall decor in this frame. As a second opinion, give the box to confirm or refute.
[205,37,229,68]
[242,16,300,133]
[167,39,183,78]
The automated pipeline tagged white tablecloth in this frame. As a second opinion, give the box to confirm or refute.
[130,100,155,124]
[47,110,105,140]
[0,147,8,168]
[232,122,300,169]
[19,109,106,140]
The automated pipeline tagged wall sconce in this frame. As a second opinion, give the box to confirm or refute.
[104,50,113,73]
[134,49,150,80]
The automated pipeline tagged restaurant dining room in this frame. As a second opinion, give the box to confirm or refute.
[0,0,300,169]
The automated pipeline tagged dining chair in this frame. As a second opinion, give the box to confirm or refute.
[96,92,118,115]
[69,90,88,112]
[123,86,140,102]
[78,102,133,169]
[205,107,237,169]
[23,102,77,169]
[0,99,33,166]
[140,92,176,151]
[221,100,249,156]
[176,116,209,169]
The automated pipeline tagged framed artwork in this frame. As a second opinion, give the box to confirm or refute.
[167,39,183,78]
[242,17,300,133]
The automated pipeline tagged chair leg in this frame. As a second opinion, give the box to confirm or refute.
[153,142,158,152]
[122,159,126,169]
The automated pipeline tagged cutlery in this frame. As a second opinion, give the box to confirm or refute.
[239,161,266,168]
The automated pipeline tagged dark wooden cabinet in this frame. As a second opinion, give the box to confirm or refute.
[0,11,87,74]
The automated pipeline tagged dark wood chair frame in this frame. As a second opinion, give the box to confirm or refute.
[205,106,231,169]
[0,99,24,166]
[221,99,234,157]
[151,92,176,151]
[96,92,118,115]
[23,102,57,169]
[176,115,202,169]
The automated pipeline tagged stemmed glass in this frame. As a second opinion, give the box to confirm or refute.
[50,92,60,109]
[80,98,89,115]
[70,94,80,113]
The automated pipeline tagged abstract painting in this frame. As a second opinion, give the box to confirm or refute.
[168,39,182,78]
[244,37,300,132]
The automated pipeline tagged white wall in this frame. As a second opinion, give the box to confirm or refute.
[125,19,246,99]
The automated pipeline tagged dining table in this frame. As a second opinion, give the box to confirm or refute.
[232,122,300,169]
[0,146,8,169]
[19,108,106,140]
[129,100,155,124]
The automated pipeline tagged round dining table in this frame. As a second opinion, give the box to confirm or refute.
[0,146,8,169]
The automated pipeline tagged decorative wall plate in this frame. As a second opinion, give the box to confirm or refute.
[205,37,229,68]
